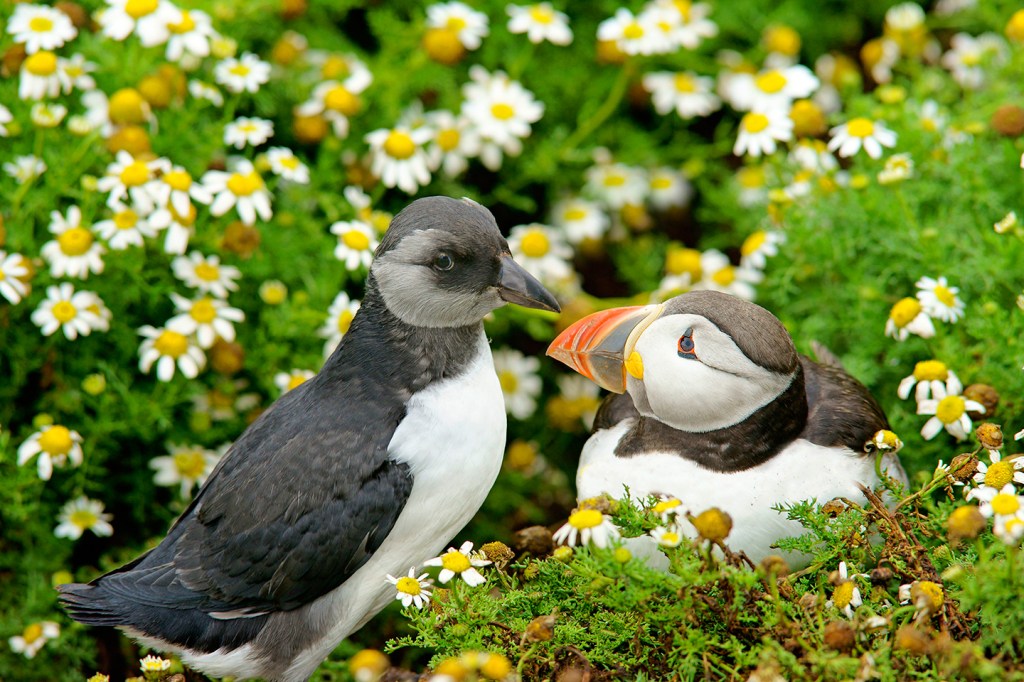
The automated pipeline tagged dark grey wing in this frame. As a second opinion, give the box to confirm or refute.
[98,374,413,615]
[799,355,889,453]
[592,392,640,432]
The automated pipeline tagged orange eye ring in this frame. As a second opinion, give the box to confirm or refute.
[677,327,696,359]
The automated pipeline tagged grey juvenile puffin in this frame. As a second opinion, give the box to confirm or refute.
[547,290,906,564]
[59,196,559,681]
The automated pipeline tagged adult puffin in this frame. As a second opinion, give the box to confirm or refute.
[60,196,559,681]
[547,290,906,563]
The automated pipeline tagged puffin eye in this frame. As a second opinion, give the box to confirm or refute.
[433,252,454,271]
[677,327,696,359]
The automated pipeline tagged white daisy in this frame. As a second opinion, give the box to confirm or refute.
[739,230,784,270]
[885,297,936,341]
[151,203,197,255]
[969,451,1024,491]
[969,484,1024,522]
[150,443,220,497]
[96,151,170,213]
[649,524,685,548]
[492,348,543,420]
[915,276,964,323]
[98,0,178,46]
[148,164,213,217]
[319,291,361,357]
[8,621,60,659]
[648,167,693,210]
[139,655,172,673]
[918,383,985,441]
[897,360,962,403]
[58,53,97,92]
[825,561,863,619]
[650,496,686,523]
[584,162,648,209]
[552,508,620,549]
[167,293,245,348]
[734,108,794,158]
[597,7,672,56]
[423,540,491,586]
[274,369,316,394]
[224,116,274,149]
[0,251,30,304]
[31,283,106,340]
[941,32,1007,90]
[736,65,819,112]
[3,155,47,183]
[364,125,433,194]
[827,118,897,159]
[7,4,77,53]
[385,567,432,609]
[93,200,158,250]
[506,3,573,45]
[426,2,489,50]
[17,424,84,481]
[18,50,69,100]
[643,71,720,120]
[693,249,761,300]
[171,251,242,299]
[54,496,113,540]
[40,206,106,279]
[138,324,206,381]
[202,158,273,225]
[460,66,544,170]
[265,147,310,184]
[550,197,609,244]
[164,7,217,62]
[878,153,914,185]
[507,223,573,284]
[30,101,66,128]
[214,52,271,94]
[424,109,481,177]
[330,220,378,271]
[189,79,224,106]
[295,63,373,138]
[650,0,718,49]
[790,139,838,173]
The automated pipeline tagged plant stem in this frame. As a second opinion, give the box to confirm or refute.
[558,62,634,161]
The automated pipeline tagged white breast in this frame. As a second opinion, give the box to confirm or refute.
[577,421,904,566]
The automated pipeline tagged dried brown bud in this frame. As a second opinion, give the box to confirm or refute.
[870,566,894,585]
[975,422,1004,450]
[578,496,616,514]
[823,620,856,652]
[759,555,790,578]
[821,499,847,517]
[209,339,245,376]
[55,2,90,28]
[222,222,261,258]
[947,505,986,543]
[947,453,979,483]
[514,525,554,556]
[691,507,733,542]
[894,625,932,656]
[280,0,308,20]
[2,44,27,78]
[992,104,1024,137]
[964,384,999,418]
[479,541,514,565]
[524,613,556,643]
[798,592,818,611]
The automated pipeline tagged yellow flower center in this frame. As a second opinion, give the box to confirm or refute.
[741,231,768,257]
[568,508,603,530]
[154,329,189,358]
[650,176,673,190]
[29,16,55,32]
[440,550,472,573]
[673,73,697,93]
[890,297,922,327]
[22,623,44,644]
[226,171,263,196]
[490,102,515,121]
[665,247,702,278]
[194,262,221,282]
[653,498,682,515]
[934,285,957,307]
[991,492,1020,516]
[69,508,98,529]
[622,21,644,40]
[832,581,855,609]
[658,531,681,545]
[764,25,801,56]
[711,266,736,286]
[58,227,95,256]
[342,229,371,251]
[39,425,73,455]
[479,654,512,680]
[324,85,360,115]
[395,576,422,596]
[321,55,350,79]
[125,0,158,18]
[119,160,151,187]
[278,155,299,170]
[336,309,354,334]
[913,360,948,382]
[602,173,626,187]
[742,112,770,134]
[846,117,875,138]
[229,64,251,77]
[173,449,207,479]
[935,395,966,425]
[383,131,416,160]
[985,460,1015,489]
[163,169,192,191]
[437,128,461,151]
[167,10,197,34]
[498,370,518,393]
[529,5,554,24]
[445,16,468,31]
[563,207,587,222]
[287,373,309,391]
[24,51,58,76]
[51,301,79,324]
[755,70,787,94]
[737,166,766,189]
[505,440,537,469]
[520,230,550,258]
[190,298,217,323]
[113,209,139,230]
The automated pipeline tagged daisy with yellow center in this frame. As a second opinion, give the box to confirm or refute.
[546,374,601,431]
[507,3,573,45]
[825,561,863,618]
[652,0,718,50]
[423,540,492,586]
[19,49,73,101]
[8,621,60,659]
[738,65,820,111]
[739,230,784,270]
[426,1,489,50]
[224,116,274,149]
[167,292,245,348]
[98,0,178,46]
[295,58,373,138]
[734,108,795,158]
[493,348,543,420]
[55,496,114,540]
[150,443,220,497]
[642,70,721,120]
[828,117,897,159]
[915,275,964,323]
[40,206,106,279]
[274,369,316,395]
[364,125,433,194]
[585,162,648,209]
[202,159,273,225]
[884,297,935,341]
[552,508,620,549]
[31,283,107,340]
[214,52,271,94]
[647,167,693,210]
[917,383,985,441]
[266,147,310,184]
[0,250,30,305]
[969,483,1024,523]
[149,164,214,219]
[319,291,361,357]
[138,324,206,381]
[507,223,573,285]
[649,524,685,548]
[172,251,242,299]
[424,109,481,178]
[164,7,216,63]
[898,359,961,403]
[597,7,672,56]
[139,654,171,673]
[96,151,170,213]
[550,197,608,244]
[17,424,85,481]
[650,496,685,522]
[93,200,159,250]
[941,32,1008,90]
[693,249,761,301]
[878,152,914,184]
[385,567,432,609]
[7,4,77,54]
[968,451,1024,492]
[330,220,379,271]
[460,66,544,171]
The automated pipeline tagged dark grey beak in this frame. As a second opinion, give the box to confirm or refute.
[497,254,560,313]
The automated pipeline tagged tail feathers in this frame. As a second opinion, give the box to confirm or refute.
[58,583,127,627]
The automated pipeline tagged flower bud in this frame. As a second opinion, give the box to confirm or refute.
[823,620,856,652]
[691,507,732,542]
[946,505,985,543]
[975,423,1003,450]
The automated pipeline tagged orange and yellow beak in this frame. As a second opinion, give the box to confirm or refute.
[546,304,663,393]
